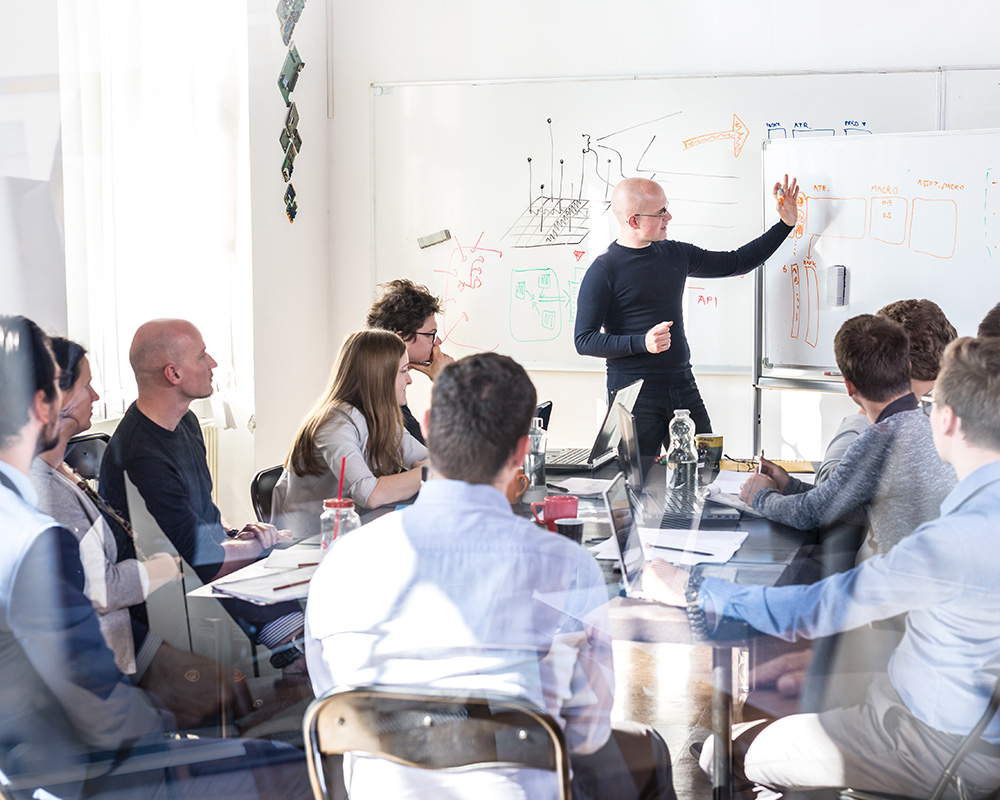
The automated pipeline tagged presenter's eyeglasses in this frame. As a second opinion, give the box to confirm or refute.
[633,211,671,220]
[413,329,438,340]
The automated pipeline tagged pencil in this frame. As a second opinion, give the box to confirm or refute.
[273,577,312,592]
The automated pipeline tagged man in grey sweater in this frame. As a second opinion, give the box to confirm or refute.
[815,298,957,484]
[740,314,956,558]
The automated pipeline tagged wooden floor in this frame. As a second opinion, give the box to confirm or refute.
[612,639,732,800]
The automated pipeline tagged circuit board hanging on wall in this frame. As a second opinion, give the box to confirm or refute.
[275,0,307,222]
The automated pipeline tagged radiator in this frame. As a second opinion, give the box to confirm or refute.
[199,421,220,506]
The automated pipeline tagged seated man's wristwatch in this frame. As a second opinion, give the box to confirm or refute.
[685,570,709,639]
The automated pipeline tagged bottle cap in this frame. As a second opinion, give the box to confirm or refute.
[323,498,354,510]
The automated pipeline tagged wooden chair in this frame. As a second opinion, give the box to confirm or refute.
[302,684,572,800]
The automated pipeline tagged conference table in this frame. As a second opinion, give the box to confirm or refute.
[193,459,815,799]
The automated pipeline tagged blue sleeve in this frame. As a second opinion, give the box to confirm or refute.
[687,221,793,279]
[700,525,963,642]
[574,260,647,358]
[10,526,164,749]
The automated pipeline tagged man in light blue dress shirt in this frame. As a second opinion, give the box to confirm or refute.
[306,352,676,800]
[646,336,1000,798]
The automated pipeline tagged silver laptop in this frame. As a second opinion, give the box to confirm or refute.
[601,471,654,598]
[546,379,643,472]
[617,404,645,499]
[602,471,783,595]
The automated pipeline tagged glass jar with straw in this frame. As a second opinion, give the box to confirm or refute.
[320,456,361,553]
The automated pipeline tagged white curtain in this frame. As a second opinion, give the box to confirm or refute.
[57,0,252,420]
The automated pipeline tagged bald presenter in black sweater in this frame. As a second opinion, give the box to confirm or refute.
[574,175,799,460]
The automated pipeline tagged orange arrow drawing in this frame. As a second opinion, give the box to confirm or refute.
[682,114,749,158]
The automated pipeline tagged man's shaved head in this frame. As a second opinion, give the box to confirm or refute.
[611,178,665,225]
[129,319,200,387]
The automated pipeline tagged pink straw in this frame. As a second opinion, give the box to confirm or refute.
[334,456,346,541]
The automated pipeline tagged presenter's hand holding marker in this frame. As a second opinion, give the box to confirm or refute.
[640,558,690,607]
[645,320,674,354]
[410,344,455,381]
[773,174,800,227]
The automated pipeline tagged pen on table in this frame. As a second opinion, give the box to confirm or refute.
[823,370,842,377]
[273,577,312,592]
[650,544,715,557]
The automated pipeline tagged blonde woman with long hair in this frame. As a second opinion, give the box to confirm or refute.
[271,330,428,536]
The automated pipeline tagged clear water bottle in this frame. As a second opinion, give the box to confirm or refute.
[320,498,361,554]
[666,409,698,499]
[524,416,547,494]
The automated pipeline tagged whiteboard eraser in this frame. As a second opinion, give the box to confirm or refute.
[417,229,451,249]
[827,265,847,306]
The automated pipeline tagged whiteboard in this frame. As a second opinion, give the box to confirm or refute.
[372,72,941,370]
[760,129,1000,373]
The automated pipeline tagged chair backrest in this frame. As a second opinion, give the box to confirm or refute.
[63,431,111,481]
[250,465,283,523]
[303,685,572,800]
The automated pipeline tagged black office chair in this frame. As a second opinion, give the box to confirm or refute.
[839,671,1000,800]
[250,465,284,523]
[303,684,572,800]
[534,400,553,430]
[63,431,111,481]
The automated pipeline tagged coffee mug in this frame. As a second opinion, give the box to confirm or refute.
[531,495,579,532]
[555,518,584,544]
[506,468,530,504]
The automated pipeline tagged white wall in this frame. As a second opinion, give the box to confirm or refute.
[240,0,1000,473]
[248,0,332,477]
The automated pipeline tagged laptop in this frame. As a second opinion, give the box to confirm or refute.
[546,379,643,472]
[615,405,739,528]
[616,404,645,501]
[601,471,649,597]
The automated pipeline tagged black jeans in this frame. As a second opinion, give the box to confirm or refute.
[609,371,712,461]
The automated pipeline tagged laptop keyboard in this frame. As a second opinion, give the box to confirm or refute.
[547,447,590,466]
[659,487,697,529]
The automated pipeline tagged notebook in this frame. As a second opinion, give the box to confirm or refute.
[546,379,643,472]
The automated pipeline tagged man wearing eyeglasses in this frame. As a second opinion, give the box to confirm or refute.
[368,278,455,444]
[575,176,799,460]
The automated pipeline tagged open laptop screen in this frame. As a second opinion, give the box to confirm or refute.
[601,471,647,595]
[588,379,643,461]
[617,404,644,496]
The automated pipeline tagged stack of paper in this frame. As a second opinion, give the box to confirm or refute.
[211,564,317,604]
[636,526,749,566]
